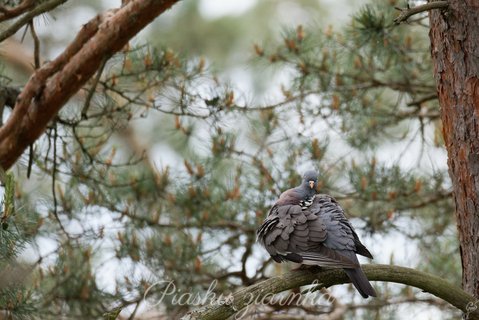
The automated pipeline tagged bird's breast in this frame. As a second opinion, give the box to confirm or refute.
[299,194,316,210]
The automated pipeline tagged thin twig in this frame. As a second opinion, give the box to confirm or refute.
[27,144,34,178]
[0,0,35,22]
[29,20,41,69]
[51,122,67,235]
[81,58,107,119]
[52,124,58,218]
[394,1,449,25]
[27,20,41,178]
[407,93,438,107]
[0,0,68,42]
[127,302,140,320]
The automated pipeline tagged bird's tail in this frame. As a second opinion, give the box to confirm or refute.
[343,267,377,298]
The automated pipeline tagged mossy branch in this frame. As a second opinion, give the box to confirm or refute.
[183,264,479,320]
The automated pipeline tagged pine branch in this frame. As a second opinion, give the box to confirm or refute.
[0,0,35,22]
[0,0,180,170]
[183,264,479,320]
[394,1,449,25]
[0,0,68,42]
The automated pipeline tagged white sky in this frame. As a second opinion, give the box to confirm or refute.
[199,0,257,19]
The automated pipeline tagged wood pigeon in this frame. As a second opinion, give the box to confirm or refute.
[257,170,377,298]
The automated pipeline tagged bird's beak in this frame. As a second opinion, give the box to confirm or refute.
[309,181,315,189]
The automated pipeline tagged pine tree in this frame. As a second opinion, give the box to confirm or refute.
[0,0,477,319]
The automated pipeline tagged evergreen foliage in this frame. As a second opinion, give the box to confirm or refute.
[0,0,460,318]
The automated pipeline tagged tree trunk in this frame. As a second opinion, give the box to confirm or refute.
[429,1,479,298]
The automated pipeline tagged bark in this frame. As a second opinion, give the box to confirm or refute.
[183,264,479,320]
[429,1,479,298]
[0,0,180,170]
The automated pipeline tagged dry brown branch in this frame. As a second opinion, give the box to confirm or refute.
[0,0,35,22]
[0,0,180,170]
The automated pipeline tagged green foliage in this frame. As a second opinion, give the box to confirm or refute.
[251,1,436,149]
[0,0,459,319]
[0,173,43,318]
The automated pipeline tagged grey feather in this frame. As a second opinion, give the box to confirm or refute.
[257,171,376,298]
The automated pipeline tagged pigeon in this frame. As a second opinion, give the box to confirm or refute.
[257,170,377,298]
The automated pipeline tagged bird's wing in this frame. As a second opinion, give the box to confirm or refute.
[276,187,302,206]
[257,203,359,268]
[311,194,373,259]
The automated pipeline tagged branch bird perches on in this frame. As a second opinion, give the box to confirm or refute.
[183,264,479,320]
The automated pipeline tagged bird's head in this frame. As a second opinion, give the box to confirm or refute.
[302,170,318,190]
